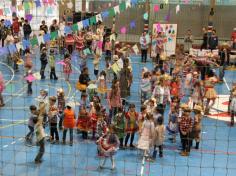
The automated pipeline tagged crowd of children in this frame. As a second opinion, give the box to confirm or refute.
[1,16,236,170]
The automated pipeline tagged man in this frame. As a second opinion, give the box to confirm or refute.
[231,28,236,49]
[12,17,20,36]
[140,31,150,62]
[208,29,218,50]
[184,29,194,53]
[0,19,8,47]
[201,27,208,50]
[39,20,48,34]
[23,19,32,40]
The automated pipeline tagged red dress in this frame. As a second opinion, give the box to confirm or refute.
[63,57,72,74]
[125,111,139,133]
[75,35,84,51]
[77,112,90,131]
[89,113,98,132]
[170,82,180,97]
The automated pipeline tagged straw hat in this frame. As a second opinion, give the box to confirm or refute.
[113,55,119,61]
[57,88,64,93]
[16,59,24,65]
[193,105,203,112]
[180,103,191,112]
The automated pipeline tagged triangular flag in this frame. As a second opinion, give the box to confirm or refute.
[96,14,103,23]
[23,2,30,11]
[108,8,115,17]
[89,16,96,25]
[184,0,190,4]
[8,44,17,54]
[25,14,33,21]
[82,19,89,28]
[154,5,160,12]
[43,33,51,43]
[0,9,3,16]
[72,24,78,31]
[35,0,41,7]
[130,20,136,29]
[164,0,169,4]
[132,44,139,55]
[47,6,53,14]
[120,27,127,34]
[30,37,39,47]
[77,21,83,30]
[101,11,109,19]
[126,0,131,8]
[64,26,72,34]
[50,31,58,40]
[22,40,30,50]
[176,5,180,14]
[143,12,148,20]
[4,8,11,15]
[17,5,23,11]
[113,5,120,14]
[38,35,44,44]
[131,0,138,6]
[16,42,23,51]
[119,2,126,12]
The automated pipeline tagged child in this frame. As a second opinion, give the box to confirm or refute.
[93,53,100,79]
[104,38,112,66]
[144,98,157,114]
[26,70,33,96]
[25,105,38,144]
[124,104,139,148]
[151,116,165,160]
[0,72,5,107]
[79,92,90,109]
[96,113,108,139]
[49,49,58,80]
[230,90,236,126]
[40,47,48,80]
[140,72,151,104]
[113,107,125,149]
[34,103,46,164]
[24,49,33,73]
[166,106,179,143]
[138,105,147,133]
[192,105,203,149]
[77,105,89,139]
[97,126,120,170]
[63,53,72,81]
[48,96,59,144]
[57,88,65,130]
[97,71,107,99]
[63,103,76,146]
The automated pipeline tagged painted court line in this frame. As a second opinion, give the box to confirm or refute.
[3,145,8,148]
[0,61,15,86]
[223,77,230,91]
[11,141,16,145]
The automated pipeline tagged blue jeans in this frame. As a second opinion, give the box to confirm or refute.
[219,65,225,81]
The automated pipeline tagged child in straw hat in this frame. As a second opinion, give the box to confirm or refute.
[192,105,203,149]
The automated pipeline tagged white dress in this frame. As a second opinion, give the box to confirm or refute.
[137,120,155,150]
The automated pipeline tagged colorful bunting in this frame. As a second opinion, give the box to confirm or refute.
[17,5,23,11]
[22,40,30,50]
[143,12,148,20]
[77,21,83,30]
[120,27,127,34]
[89,16,97,25]
[131,0,138,6]
[4,8,11,15]
[119,2,126,12]
[95,14,103,23]
[126,0,131,8]
[50,31,58,40]
[108,8,115,17]
[30,37,39,47]
[101,11,109,19]
[43,33,51,43]
[130,20,136,29]
[0,9,3,16]
[23,2,30,11]
[114,5,120,14]
[72,24,78,32]
[176,5,180,14]
[35,0,41,7]
[47,7,53,14]
[25,14,33,21]
[82,19,89,28]
[154,4,160,12]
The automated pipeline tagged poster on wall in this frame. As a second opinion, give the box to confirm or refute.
[151,23,177,57]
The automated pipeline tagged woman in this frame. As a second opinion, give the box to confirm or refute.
[63,103,76,146]
[152,78,171,114]
[75,31,84,52]
[137,113,155,156]
[63,53,72,81]
[107,79,122,124]
[0,72,5,107]
[77,67,91,92]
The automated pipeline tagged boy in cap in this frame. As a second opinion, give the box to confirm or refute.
[40,47,48,80]
[49,49,58,80]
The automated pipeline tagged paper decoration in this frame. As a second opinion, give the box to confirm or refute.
[156,23,162,32]
[48,0,54,5]
[47,7,53,14]
[43,33,51,43]
[30,37,39,47]
[165,13,170,21]
[132,44,139,55]
[50,31,58,40]
[37,36,44,44]
[164,0,169,4]
[17,5,23,11]
[114,5,120,14]
[120,27,127,34]
[184,0,190,4]
[16,42,23,51]
[111,62,121,74]
[57,61,66,65]
[126,0,131,8]
[119,2,126,12]
[154,5,160,12]
[4,20,11,28]
[96,14,103,23]
[25,14,33,21]
[83,48,91,55]
[23,2,30,11]
[0,9,3,16]
[131,0,138,6]
[25,74,36,82]
[143,12,148,20]
[35,0,41,7]
[64,26,72,34]
[101,11,109,19]
[176,5,180,14]
[89,16,96,25]
[82,19,89,28]
[72,24,78,31]
[8,44,17,54]
[77,21,83,30]
[33,72,41,80]
[4,8,11,15]
[22,40,30,50]
[130,20,136,29]
[67,2,73,8]
[11,7,16,13]
[108,8,115,17]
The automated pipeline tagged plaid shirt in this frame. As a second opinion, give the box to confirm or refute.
[179,115,193,134]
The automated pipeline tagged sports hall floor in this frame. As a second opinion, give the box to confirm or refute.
[0,49,236,176]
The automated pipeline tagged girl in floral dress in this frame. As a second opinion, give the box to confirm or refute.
[63,53,72,81]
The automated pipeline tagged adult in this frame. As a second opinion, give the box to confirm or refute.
[50,19,59,33]
[40,20,48,34]
[137,113,155,156]
[209,29,218,50]
[184,29,194,53]
[155,32,164,68]
[201,27,208,50]
[140,31,150,62]
[0,19,8,47]
[12,17,20,36]
[23,19,32,40]
[107,79,122,124]
[119,58,133,98]
[231,28,236,49]
[0,72,5,107]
